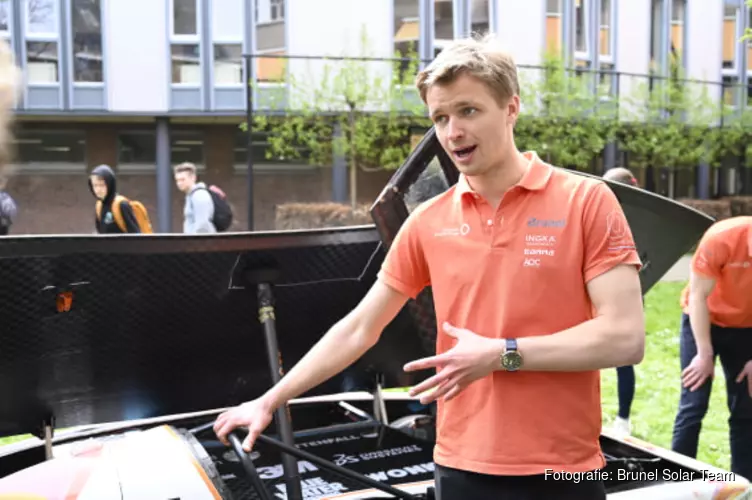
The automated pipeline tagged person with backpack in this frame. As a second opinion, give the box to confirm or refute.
[0,188,17,235]
[173,162,233,233]
[89,164,152,234]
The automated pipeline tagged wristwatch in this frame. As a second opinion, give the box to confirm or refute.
[500,338,523,372]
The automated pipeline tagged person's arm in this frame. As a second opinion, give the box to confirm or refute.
[514,264,644,371]
[263,281,409,411]
[191,189,215,233]
[119,201,141,233]
[687,272,716,358]
[214,209,430,449]
[514,182,644,370]
[681,237,725,391]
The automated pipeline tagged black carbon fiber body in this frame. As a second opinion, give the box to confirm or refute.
[0,228,434,439]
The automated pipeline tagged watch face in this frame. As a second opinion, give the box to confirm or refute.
[502,352,523,371]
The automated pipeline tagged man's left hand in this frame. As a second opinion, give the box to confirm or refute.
[404,322,501,404]
[735,360,752,398]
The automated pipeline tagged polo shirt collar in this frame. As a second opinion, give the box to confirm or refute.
[454,151,553,201]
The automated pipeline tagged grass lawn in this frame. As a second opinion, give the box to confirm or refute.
[0,282,732,473]
[600,281,730,471]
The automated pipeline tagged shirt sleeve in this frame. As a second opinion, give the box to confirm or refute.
[582,182,643,283]
[690,231,728,280]
[191,189,216,233]
[377,210,430,299]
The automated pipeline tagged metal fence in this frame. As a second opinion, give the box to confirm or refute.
[240,53,752,200]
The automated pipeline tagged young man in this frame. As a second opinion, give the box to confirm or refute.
[602,167,640,436]
[672,216,752,481]
[214,35,645,499]
[89,164,141,234]
[0,188,17,235]
[173,162,215,234]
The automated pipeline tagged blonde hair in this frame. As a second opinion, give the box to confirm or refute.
[0,39,21,189]
[173,161,197,175]
[415,33,520,106]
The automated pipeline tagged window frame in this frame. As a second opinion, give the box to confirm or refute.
[69,0,105,86]
[169,0,202,87]
[599,0,615,64]
[23,0,62,86]
[211,0,244,89]
[574,0,590,61]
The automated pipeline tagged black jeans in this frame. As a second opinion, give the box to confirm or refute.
[434,464,606,500]
[671,313,752,480]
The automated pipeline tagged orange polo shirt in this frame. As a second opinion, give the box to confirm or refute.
[680,216,752,328]
[378,152,642,476]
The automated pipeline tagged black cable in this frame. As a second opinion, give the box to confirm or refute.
[228,432,274,500]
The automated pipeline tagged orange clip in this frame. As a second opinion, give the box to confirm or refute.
[56,291,73,313]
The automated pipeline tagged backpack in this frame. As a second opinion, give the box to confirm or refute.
[196,185,233,232]
[96,195,154,234]
[0,191,17,228]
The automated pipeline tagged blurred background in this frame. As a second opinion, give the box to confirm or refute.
[1,0,752,234]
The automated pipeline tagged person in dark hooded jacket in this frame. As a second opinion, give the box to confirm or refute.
[89,164,141,234]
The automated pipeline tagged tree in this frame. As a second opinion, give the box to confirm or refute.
[249,29,428,209]
[616,59,721,193]
[515,52,618,171]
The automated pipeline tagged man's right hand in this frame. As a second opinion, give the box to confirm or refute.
[682,353,715,392]
[214,397,275,452]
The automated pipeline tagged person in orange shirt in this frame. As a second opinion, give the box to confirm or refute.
[602,167,640,437]
[214,35,645,500]
[672,216,752,481]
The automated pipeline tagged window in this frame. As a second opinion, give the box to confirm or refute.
[670,0,685,63]
[650,0,684,75]
[172,0,197,36]
[118,130,205,168]
[575,0,588,55]
[723,2,739,71]
[25,0,59,84]
[0,0,10,38]
[434,0,454,57]
[650,0,662,72]
[256,0,284,24]
[171,44,201,84]
[14,129,86,168]
[393,0,419,82]
[255,0,286,84]
[600,0,612,59]
[598,0,615,95]
[545,0,562,55]
[470,0,489,36]
[71,0,103,83]
[214,44,242,85]
[170,0,200,85]
[722,0,742,107]
[26,0,57,34]
[270,0,284,21]
[212,0,243,86]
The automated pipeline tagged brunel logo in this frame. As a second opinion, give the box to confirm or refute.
[527,217,566,228]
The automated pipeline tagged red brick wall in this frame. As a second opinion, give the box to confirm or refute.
[5,123,395,234]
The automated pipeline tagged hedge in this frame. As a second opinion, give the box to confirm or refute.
[677,196,752,221]
[275,202,373,230]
